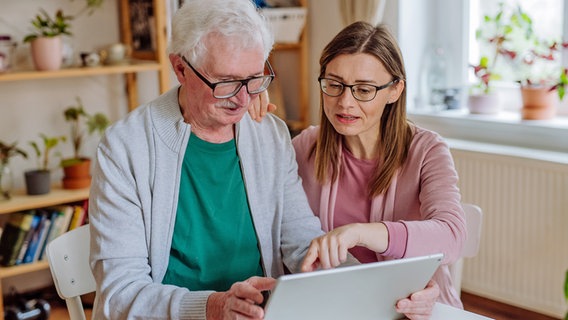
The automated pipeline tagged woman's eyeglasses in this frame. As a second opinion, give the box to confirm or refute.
[318,77,399,102]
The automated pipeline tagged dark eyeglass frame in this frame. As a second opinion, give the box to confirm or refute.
[181,55,275,99]
[318,77,399,102]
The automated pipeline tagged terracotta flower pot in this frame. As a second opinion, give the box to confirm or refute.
[520,86,556,120]
[62,159,91,189]
[30,36,63,71]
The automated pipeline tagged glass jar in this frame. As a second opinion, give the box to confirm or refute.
[0,162,13,200]
[417,45,450,111]
[0,35,17,72]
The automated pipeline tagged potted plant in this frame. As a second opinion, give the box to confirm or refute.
[22,1,105,71]
[0,141,28,200]
[467,55,501,114]
[476,1,568,119]
[565,269,568,320]
[25,134,66,195]
[23,9,72,71]
[60,97,109,189]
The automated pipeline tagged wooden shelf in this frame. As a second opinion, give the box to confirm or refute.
[274,43,302,50]
[0,261,49,279]
[0,186,89,215]
[0,60,163,82]
[270,0,310,131]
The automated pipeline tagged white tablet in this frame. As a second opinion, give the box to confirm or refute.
[264,253,443,320]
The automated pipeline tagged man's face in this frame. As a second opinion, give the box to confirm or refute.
[181,34,266,132]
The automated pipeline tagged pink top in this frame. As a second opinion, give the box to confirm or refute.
[292,125,466,308]
[334,146,409,263]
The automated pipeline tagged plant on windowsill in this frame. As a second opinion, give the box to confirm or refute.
[22,0,105,71]
[467,55,501,115]
[0,141,28,200]
[60,97,109,189]
[564,269,568,320]
[25,134,66,195]
[476,1,568,120]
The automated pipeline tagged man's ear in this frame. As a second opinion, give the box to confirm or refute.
[170,54,186,82]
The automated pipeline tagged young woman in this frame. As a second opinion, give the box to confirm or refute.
[293,22,466,313]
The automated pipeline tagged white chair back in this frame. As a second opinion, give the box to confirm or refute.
[45,224,95,320]
[450,203,483,296]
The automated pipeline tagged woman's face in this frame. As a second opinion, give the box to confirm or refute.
[321,53,401,144]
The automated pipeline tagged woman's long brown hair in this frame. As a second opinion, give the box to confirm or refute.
[313,21,413,197]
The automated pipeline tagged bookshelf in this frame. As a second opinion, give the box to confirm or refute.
[0,0,170,315]
[0,186,89,317]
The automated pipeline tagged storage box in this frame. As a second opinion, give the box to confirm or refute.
[261,7,307,44]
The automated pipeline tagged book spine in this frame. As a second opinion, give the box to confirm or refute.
[0,212,35,266]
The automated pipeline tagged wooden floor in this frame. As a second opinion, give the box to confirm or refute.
[462,291,561,320]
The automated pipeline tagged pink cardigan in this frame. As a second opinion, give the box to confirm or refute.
[292,125,466,308]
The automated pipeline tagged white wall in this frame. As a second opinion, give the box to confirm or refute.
[306,0,401,124]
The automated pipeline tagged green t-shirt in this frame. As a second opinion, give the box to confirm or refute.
[162,134,263,291]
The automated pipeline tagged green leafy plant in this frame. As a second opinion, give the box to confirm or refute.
[551,68,568,101]
[29,134,66,172]
[476,1,568,100]
[61,97,109,167]
[564,269,567,320]
[22,0,105,43]
[22,9,73,43]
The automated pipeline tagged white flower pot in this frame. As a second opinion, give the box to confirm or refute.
[467,93,500,115]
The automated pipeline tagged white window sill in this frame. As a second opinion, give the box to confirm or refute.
[407,109,568,153]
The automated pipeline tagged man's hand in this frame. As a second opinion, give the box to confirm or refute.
[395,279,440,320]
[206,276,276,320]
[248,90,277,122]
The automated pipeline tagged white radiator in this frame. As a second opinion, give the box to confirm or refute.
[449,140,568,318]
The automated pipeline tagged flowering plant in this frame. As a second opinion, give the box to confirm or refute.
[476,1,568,99]
[470,56,500,95]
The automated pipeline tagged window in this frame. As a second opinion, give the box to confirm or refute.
[398,0,567,153]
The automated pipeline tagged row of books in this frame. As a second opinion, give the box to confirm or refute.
[0,200,88,267]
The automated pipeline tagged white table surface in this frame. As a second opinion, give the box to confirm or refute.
[431,302,494,319]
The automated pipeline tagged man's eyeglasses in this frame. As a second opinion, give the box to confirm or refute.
[318,77,399,102]
[181,55,274,99]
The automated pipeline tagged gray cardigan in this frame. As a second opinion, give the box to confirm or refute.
[89,87,325,319]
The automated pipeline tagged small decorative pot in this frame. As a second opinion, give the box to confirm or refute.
[24,170,51,195]
[30,36,63,71]
[467,93,500,115]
